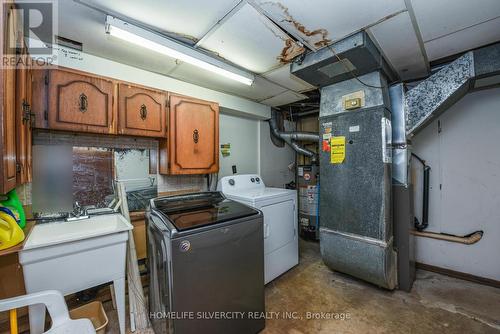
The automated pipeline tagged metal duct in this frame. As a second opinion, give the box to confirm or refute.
[289,34,500,292]
[268,111,319,160]
[292,31,398,289]
[289,141,316,158]
[406,42,500,136]
[390,83,416,292]
[317,71,397,290]
[291,31,397,87]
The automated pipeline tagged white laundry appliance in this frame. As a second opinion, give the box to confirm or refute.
[218,174,298,284]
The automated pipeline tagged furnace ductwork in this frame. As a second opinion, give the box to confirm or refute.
[291,32,397,290]
[268,111,319,160]
[406,42,500,136]
[288,32,500,291]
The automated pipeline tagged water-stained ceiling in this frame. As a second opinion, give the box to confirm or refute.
[53,0,500,107]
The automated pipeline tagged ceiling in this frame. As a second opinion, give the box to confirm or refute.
[51,0,500,107]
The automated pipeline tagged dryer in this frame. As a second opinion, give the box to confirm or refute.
[218,174,298,284]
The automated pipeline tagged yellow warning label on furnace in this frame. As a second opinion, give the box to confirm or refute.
[330,136,346,164]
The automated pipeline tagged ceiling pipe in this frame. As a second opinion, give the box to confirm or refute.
[268,110,319,161]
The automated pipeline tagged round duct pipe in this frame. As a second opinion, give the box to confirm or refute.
[268,111,319,161]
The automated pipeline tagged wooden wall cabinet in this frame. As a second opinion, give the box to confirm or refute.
[118,83,166,137]
[160,94,219,175]
[46,69,115,134]
[28,68,221,176]
[15,48,33,184]
[1,4,19,194]
[31,69,48,130]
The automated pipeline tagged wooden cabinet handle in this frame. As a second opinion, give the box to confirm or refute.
[22,99,34,126]
[140,104,147,120]
[79,93,88,113]
[193,129,199,144]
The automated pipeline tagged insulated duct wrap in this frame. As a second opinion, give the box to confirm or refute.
[406,42,500,136]
[292,31,397,289]
[405,52,474,136]
[288,34,500,291]
[321,230,396,288]
[318,71,396,289]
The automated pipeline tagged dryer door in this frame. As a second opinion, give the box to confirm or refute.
[260,199,296,254]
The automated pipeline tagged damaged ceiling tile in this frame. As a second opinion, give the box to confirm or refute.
[254,0,406,49]
[254,0,331,50]
[277,38,306,64]
[198,3,299,73]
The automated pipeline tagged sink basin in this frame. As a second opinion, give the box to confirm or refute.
[20,213,132,334]
[23,214,133,250]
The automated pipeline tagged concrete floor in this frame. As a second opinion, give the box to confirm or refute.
[106,240,500,333]
[262,240,500,334]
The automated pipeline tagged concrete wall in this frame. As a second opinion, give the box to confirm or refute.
[219,113,259,178]
[412,88,500,281]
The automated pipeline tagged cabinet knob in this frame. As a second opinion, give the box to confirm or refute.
[79,93,88,113]
[193,129,199,144]
[140,104,147,120]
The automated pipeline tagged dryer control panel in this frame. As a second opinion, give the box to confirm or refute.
[217,174,265,192]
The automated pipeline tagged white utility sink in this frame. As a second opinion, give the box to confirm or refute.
[23,213,133,250]
[20,213,132,334]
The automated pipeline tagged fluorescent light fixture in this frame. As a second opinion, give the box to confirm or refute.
[105,16,254,86]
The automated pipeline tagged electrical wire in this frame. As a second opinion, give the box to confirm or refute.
[325,44,388,89]
[411,152,426,166]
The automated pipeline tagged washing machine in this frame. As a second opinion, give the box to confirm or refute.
[147,192,265,334]
[218,174,298,284]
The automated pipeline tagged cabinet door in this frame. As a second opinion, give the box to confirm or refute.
[31,68,48,129]
[118,84,166,137]
[15,48,32,184]
[48,69,115,134]
[166,94,219,174]
[1,4,18,194]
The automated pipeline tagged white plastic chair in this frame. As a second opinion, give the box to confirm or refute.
[0,290,95,334]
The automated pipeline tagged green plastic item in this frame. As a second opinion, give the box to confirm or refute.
[0,189,26,229]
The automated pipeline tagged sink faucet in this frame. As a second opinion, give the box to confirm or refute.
[66,201,89,222]
[73,201,85,217]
